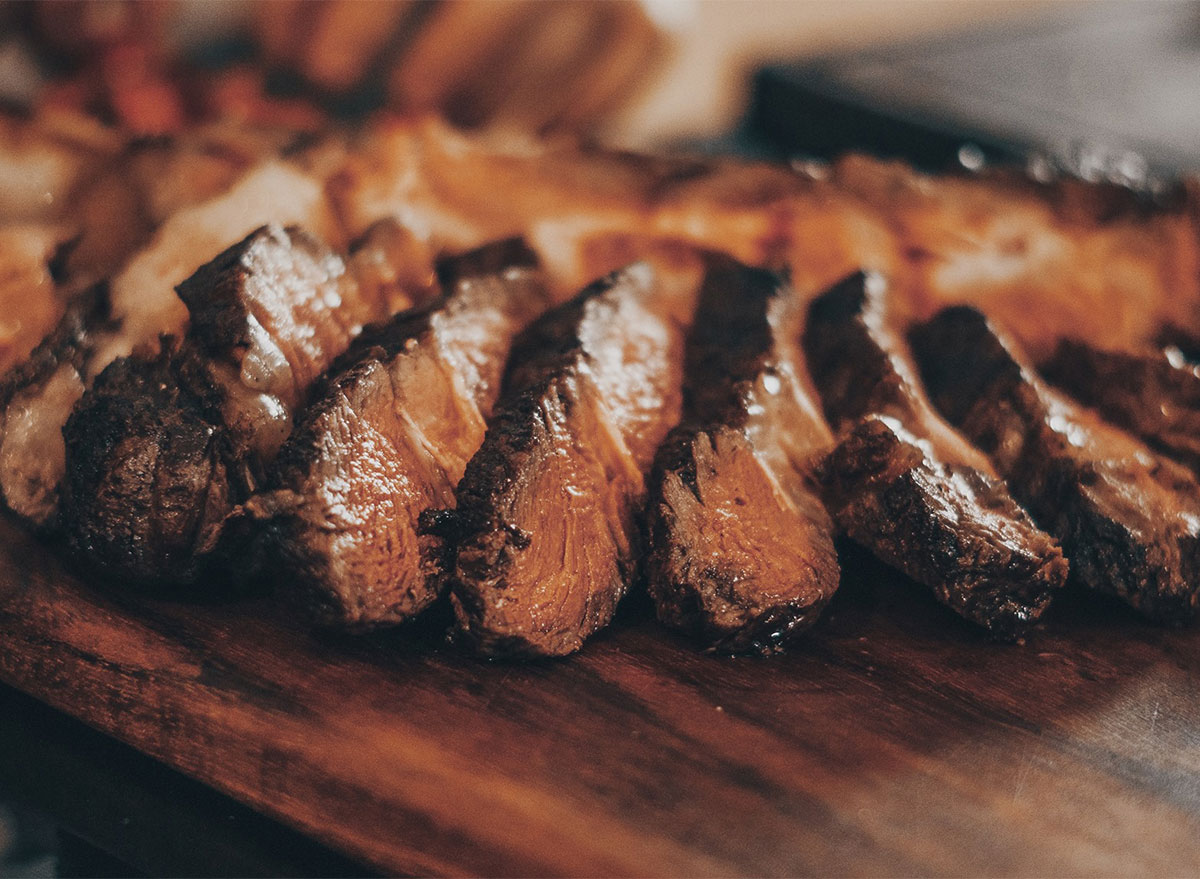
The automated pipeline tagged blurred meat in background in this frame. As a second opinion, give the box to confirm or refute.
[0,0,1046,144]
[0,0,667,137]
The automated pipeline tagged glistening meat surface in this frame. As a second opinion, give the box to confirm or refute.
[912,307,1200,623]
[646,257,839,654]
[251,239,550,628]
[62,224,409,589]
[447,255,701,657]
[1041,339,1200,478]
[804,272,1067,638]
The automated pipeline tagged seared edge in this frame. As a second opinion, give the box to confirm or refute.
[253,239,549,629]
[804,272,1067,638]
[61,223,395,590]
[448,261,695,657]
[645,259,839,654]
[0,285,112,529]
[912,306,1200,623]
[1041,339,1200,476]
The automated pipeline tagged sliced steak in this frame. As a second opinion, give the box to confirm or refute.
[911,306,1200,623]
[645,258,839,654]
[250,239,550,629]
[62,224,403,589]
[0,286,111,529]
[448,256,701,657]
[804,272,1067,638]
[1041,339,1200,476]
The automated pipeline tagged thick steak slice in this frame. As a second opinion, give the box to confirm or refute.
[63,224,404,589]
[0,286,111,529]
[646,258,839,654]
[911,306,1200,623]
[1041,339,1200,477]
[449,257,700,657]
[804,273,1067,638]
[252,240,550,629]
[0,157,338,533]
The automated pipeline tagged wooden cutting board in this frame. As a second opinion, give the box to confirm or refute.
[1,514,1198,877]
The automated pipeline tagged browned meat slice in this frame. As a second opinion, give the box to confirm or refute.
[911,307,1200,623]
[249,239,550,629]
[0,286,110,529]
[448,255,701,657]
[62,224,405,589]
[804,272,1067,638]
[0,152,335,533]
[645,258,839,654]
[1041,340,1200,476]
[827,154,1200,359]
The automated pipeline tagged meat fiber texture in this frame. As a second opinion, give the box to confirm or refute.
[252,239,551,629]
[6,114,1200,537]
[447,254,702,657]
[804,272,1068,639]
[62,224,399,590]
[912,307,1200,623]
[0,146,336,531]
[1041,339,1200,479]
[646,257,839,654]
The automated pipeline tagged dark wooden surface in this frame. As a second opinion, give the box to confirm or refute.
[1,514,1199,877]
[0,683,372,877]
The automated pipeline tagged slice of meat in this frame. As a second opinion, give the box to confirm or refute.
[93,158,341,374]
[250,239,550,629]
[0,150,321,531]
[645,258,839,654]
[804,272,1067,638]
[911,306,1200,623]
[828,155,1200,359]
[448,254,701,657]
[1041,339,1200,477]
[62,224,403,589]
[0,286,110,529]
[59,343,235,584]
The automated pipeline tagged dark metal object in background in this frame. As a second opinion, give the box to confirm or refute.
[743,0,1200,185]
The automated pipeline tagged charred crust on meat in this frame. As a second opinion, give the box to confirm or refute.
[911,306,1200,623]
[256,240,549,630]
[434,237,537,288]
[645,258,840,654]
[804,272,1067,638]
[175,223,336,366]
[62,342,238,587]
[449,261,686,657]
[817,416,1065,638]
[62,223,384,590]
[1041,339,1200,477]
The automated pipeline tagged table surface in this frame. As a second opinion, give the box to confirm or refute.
[1,514,1199,877]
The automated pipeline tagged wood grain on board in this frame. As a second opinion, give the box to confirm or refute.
[0,514,1198,876]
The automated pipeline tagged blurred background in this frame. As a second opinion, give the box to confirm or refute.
[2,0,1197,874]
[0,1,1111,142]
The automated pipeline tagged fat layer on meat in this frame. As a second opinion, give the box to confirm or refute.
[912,306,1200,623]
[646,257,839,654]
[448,254,701,657]
[0,146,325,531]
[805,272,1068,638]
[0,286,110,529]
[251,239,550,629]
